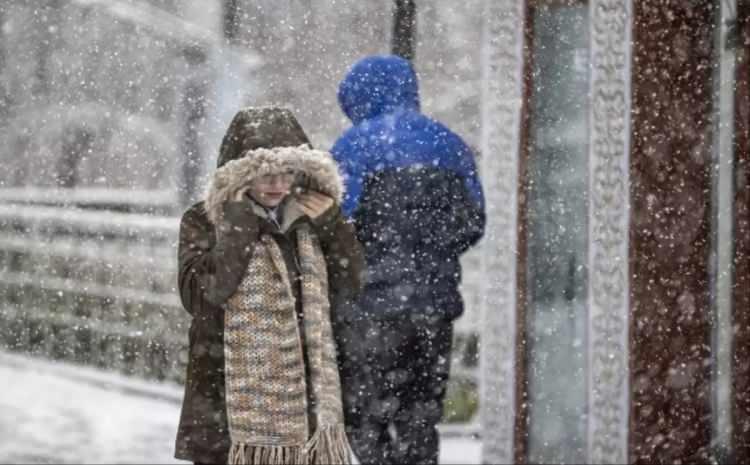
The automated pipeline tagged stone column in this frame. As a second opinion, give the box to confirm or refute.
[733,3,750,460]
[629,1,716,462]
[587,0,633,463]
[479,1,526,463]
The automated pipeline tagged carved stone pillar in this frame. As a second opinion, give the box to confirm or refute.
[479,0,526,463]
[587,0,633,463]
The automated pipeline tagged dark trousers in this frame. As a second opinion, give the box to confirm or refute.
[338,316,453,465]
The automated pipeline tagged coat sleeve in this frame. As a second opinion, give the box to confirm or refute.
[311,206,365,321]
[440,176,486,255]
[178,202,259,314]
[413,172,485,257]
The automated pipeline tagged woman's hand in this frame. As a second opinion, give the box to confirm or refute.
[232,185,251,202]
[297,191,334,220]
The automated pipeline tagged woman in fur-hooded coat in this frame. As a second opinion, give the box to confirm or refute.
[174,107,364,465]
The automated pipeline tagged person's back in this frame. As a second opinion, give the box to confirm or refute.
[331,55,485,465]
[332,55,485,322]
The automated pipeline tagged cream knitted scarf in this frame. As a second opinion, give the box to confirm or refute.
[206,145,350,465]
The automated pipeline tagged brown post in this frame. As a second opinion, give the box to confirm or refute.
[733,3,750,461]
[0,3,9,123]
[223,0,241,43]
[512,7,534,460]
[178,45,208,208]
[58,127,93,188]
[630,1,716,462]
[392,0,416,61]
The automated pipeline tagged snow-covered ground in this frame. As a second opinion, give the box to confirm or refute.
[0,351,481,464]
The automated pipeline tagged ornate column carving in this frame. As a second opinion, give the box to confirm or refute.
[587,1,633,463]
[479,0,526,463]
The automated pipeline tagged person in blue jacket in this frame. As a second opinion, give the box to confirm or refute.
[331,54,486,465]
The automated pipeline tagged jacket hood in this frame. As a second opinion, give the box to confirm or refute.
[216,107,310,168]
[337,55,420,124]
[205,144,344,225]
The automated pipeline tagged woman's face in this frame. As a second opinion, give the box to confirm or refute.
[248,172,295,207]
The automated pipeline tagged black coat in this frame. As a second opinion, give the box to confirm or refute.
[351,167,485,321]
[332,55,486,322]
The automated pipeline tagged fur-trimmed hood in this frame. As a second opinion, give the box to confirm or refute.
[216,107,310,168]
[205,144,344,225]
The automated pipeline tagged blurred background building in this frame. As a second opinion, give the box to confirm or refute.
[0,0,486,443]
[0,0,483,205]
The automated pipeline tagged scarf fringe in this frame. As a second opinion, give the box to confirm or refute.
[229,443,305,465]
[305,424,352,464]
[228,425,351,465]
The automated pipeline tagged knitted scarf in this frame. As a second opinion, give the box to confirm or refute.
[207,145,350,465]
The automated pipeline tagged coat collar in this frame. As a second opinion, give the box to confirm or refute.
[251,198,307,234]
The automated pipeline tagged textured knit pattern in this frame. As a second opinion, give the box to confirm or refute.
[223,224,348,464]
[297,228,346,429]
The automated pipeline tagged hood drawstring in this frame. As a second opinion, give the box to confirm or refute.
[266,206,282,231]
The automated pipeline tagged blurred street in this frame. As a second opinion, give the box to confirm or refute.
[0,351,481,464]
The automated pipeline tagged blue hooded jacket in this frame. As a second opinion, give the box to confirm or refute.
[332,55,485,320]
